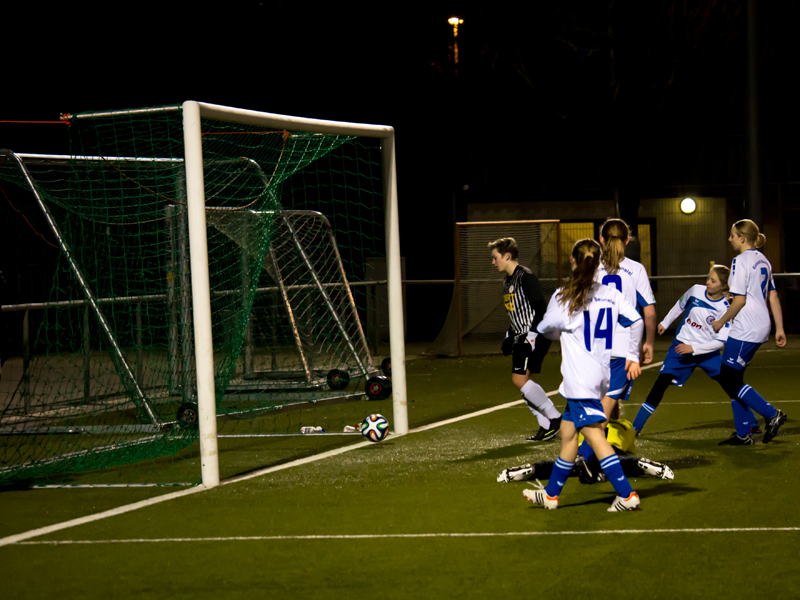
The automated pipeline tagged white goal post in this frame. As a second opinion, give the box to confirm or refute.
[181,101,407,488]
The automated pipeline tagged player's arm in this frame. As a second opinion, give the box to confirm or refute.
[712,295,745,333]
[636,276,657,364]
[658,295,685,335]
[769,289,786,347]
[619,296,644,380]
[520,271,547,331]
[690,336,724,355]
[642,305,656,364]
[536,296,567,340]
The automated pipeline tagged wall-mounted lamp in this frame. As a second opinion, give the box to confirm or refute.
[680,197,697,214]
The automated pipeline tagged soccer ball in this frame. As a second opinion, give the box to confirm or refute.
[360,414,390,442]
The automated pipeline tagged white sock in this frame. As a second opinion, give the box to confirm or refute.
[526,405,550,429]
[521,380,560,420]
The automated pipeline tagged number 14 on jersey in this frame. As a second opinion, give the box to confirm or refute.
[584,307,613,351]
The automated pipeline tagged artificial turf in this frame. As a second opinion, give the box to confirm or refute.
[1,343,799,599]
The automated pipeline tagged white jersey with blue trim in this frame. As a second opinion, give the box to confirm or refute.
[660,284,731,354]
[537,282,643,400]
[728,249,775,343]
[595,257,655,361]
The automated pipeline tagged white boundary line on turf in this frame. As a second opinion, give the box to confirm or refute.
[15,526,800,545]
[0,357,738,549]
[410,361,664,433]
[0,441,376,548]
[0,361,669,548]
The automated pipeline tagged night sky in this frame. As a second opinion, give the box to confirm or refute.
[3,0,800,341]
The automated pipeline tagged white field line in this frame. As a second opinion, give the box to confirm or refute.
[0,440,376,547]
[0,358,789,548]
[410,361,666,433]
[15,527,800,545]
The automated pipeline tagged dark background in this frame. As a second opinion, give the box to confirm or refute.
[3,0,800,346]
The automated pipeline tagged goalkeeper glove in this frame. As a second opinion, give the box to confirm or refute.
[501,332,514,356]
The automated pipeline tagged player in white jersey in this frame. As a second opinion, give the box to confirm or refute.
[632,265,751,434]
[712,220,787,444]
[522,239,644,512]
[595,219,656,410]
[577,219,656,465]
[489,238,562,442]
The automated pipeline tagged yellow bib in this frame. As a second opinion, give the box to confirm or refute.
[577,418,636,454]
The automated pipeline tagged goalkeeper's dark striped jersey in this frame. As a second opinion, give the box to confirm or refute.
[503,265,547,336]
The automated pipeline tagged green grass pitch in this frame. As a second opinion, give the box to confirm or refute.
[1,342,799,599]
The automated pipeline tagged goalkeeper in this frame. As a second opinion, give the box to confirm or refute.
[497,401,674,483]
[489,237,561,442]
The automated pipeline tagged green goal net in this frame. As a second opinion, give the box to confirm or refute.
[0,105,395,485]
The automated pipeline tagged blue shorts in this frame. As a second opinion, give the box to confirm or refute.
[722,338,762,371]
[661,339,722,386]
[562,398,607,429]
[607,357,633,401]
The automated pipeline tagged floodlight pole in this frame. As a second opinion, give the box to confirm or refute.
[182,101,220,489]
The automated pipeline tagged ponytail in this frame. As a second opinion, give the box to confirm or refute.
[600,218,631,274]
[557,239,602,314]
[733,219,766,249]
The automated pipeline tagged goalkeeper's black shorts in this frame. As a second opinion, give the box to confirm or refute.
[511,336,551,375]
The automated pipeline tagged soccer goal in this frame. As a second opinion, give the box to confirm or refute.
[427,220,561,357]
[0,102,406,488]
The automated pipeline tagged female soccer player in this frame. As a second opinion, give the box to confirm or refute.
[576,219,656,462]
[712,220,787,444]
[523,239,644,511]
[631,265,755,434]
[596,219,656,409]
[489,238,562,442]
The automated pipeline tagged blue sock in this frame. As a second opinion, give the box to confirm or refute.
[731,399,760,437]
[545,457,574,498]
[633,403,657,431]
[738,385,777,420]
[599,454,634,498]
[578,439,595,462]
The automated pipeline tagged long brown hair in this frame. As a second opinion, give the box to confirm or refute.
[732,219,766,249]
[600,218,631,275]
[557,239,602,315]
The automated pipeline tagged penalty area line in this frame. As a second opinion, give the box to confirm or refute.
[16,526,800,545]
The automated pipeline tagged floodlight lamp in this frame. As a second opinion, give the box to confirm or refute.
[681,197,697,214]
